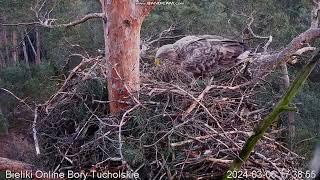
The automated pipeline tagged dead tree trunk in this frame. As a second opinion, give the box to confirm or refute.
[21,31,29,67]
[0,27,4,69]
[0,47,4,69]
[2,28,10,65]
[35,27,41,65]
[11,30,18,66]
[100,0,157,113]
[25,30,37,63]
[280,64,295,149]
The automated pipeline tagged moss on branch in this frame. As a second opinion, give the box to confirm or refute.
[223,49,320,179]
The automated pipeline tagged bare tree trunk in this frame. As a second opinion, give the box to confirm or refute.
[224,50,320,178]
[287,109,295,149]
[2,28,10,65]
[0,27,4,69]
[280,63,295,149]
[0,49,4,69]
[101,0,157,113]
[35,27,41,65]
[21,31,29,67]
[25,30,37,63]
[11,30,18,66]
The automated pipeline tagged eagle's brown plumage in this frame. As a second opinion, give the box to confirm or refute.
[155,35,249,76]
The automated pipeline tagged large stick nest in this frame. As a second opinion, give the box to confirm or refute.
[36,56,302,179]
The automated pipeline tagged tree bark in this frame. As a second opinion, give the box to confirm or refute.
[35,27,41,65]
[101,0,157,113]
[11,30,18,66]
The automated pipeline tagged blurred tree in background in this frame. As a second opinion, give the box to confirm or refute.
[143,0,311,49]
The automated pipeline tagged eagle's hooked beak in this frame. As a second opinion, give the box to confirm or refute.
[154,58,161,66]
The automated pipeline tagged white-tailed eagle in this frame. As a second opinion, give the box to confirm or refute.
[155,35,250,76]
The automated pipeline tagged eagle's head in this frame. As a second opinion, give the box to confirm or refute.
[155,44,178,65]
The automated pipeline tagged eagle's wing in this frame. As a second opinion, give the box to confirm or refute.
[175,37,248,75]
[174,36,202,49]
[179,38,218,74]
[211,39,249,68]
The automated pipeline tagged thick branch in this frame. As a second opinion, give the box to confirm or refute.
[1,13,104,28]
[254,28,320,72]
[223,49,320,179]
[254,0,320,72]
[51,13,104,28]
[277,28,320,63]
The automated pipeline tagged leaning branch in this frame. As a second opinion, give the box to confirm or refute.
[49,13,104,28]
[277,28,320,64]
[253,27,320,77]
[252,1,320,73]
[256,0,320,71]
[223,49,320,179]
[1,13,104,28]
[0,88,33,111]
